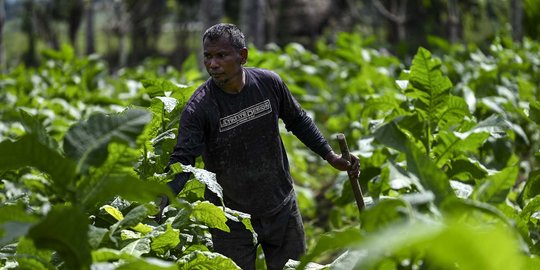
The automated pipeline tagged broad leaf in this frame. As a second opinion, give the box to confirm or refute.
[141,78,184,98]
[437,95,471,129]
[191,201,229,232]
[88,225,109,249]
[344,219,525,270]
[0,204,38,246]
[373,120,409,153]
[18,109,60,153]
[15,237,53,270]
[446,158,489,182]
[360,198,410,232]
[78,144,170,210]
[473,166,519,204]
[406,47,453,120]
[170,163,224,200]
[121,238,151,257]
[63,108,151,173]
[440,197,513,227]
[102,204,154,243]
[520,170,540,203]
[298,226,362,270]
[150,223,180,255]
[405,142,454,205]
[529,101,540,125]
[28,205,91,270]
[117,257,178,270]
[178,250,240,270]
[0,134,76,196]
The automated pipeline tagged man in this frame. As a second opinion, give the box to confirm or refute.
[164,23,359,270]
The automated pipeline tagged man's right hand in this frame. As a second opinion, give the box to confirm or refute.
[155,195,169,223]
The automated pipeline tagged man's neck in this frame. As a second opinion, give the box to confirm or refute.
[218,69,245,94]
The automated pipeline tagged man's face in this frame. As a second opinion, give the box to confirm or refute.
[203,37,246,88]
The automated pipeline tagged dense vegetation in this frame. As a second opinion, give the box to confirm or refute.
[1,32,540,269]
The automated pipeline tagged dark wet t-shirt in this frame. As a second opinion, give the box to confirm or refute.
[168,68,332,217]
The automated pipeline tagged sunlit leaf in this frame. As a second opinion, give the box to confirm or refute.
[191,201,229,232]
[150,223,180,255]
[177,250,240,270]
[121,238,151,257]
[473,166,519,204]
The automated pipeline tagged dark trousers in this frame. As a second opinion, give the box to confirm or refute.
[211,198,306,270]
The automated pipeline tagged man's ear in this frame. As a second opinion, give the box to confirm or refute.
[240,47,248,65]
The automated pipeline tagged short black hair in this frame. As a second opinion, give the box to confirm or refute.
[203,23,246,49]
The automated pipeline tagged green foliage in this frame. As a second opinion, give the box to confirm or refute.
[1,35,540,269]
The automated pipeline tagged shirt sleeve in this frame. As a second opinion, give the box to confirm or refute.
[274,75,332,159]
[166,106,206,195]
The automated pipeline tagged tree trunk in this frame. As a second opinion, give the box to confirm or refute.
[85,0,95,55]
[511,0,523,42]
[171,0,199,67]
[0,0,5,70]
[34,1,60,50]
[107,0,130,67]
[199,0,224,31]
[67,0,83,54]
[373,0,407,42]
[22,0,38,66]
[240,0,266,48]
[128,0,166,64]
[266,0,279,45]
[447,0,460,43]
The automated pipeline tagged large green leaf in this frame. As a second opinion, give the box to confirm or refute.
[338,219,526,270]
[297,226,362,270]
[0,134,76,191]
[520,170,540,203]
[121,238,152,257]
[177,250,240,270]
[373,120,409,153]
[0,204,38,246]
[170,163,224,200]
[102,204,154,245]
[28,205,91,270]
[18,109,60,153]
[191,201,229,233]
[141,79,184,98]
[150,223,180,255]
[440,197,514,229]
[117,258,178,270]
[77,143,170,210]
[406,47,453,118]
[529,101,540,125]
[405,142,455,205]
[15,237,54,270]
[434,131,490,167]
[360,198,410,232]
[473,166,519,204]
[436,95,471,129]
[445,157,490,182]
[63,108,151,173]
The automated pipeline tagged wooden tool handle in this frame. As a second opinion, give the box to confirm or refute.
[336,133,351,162]
[336,133,365,212]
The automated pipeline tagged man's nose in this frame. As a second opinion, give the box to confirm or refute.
[207,58,220,69]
